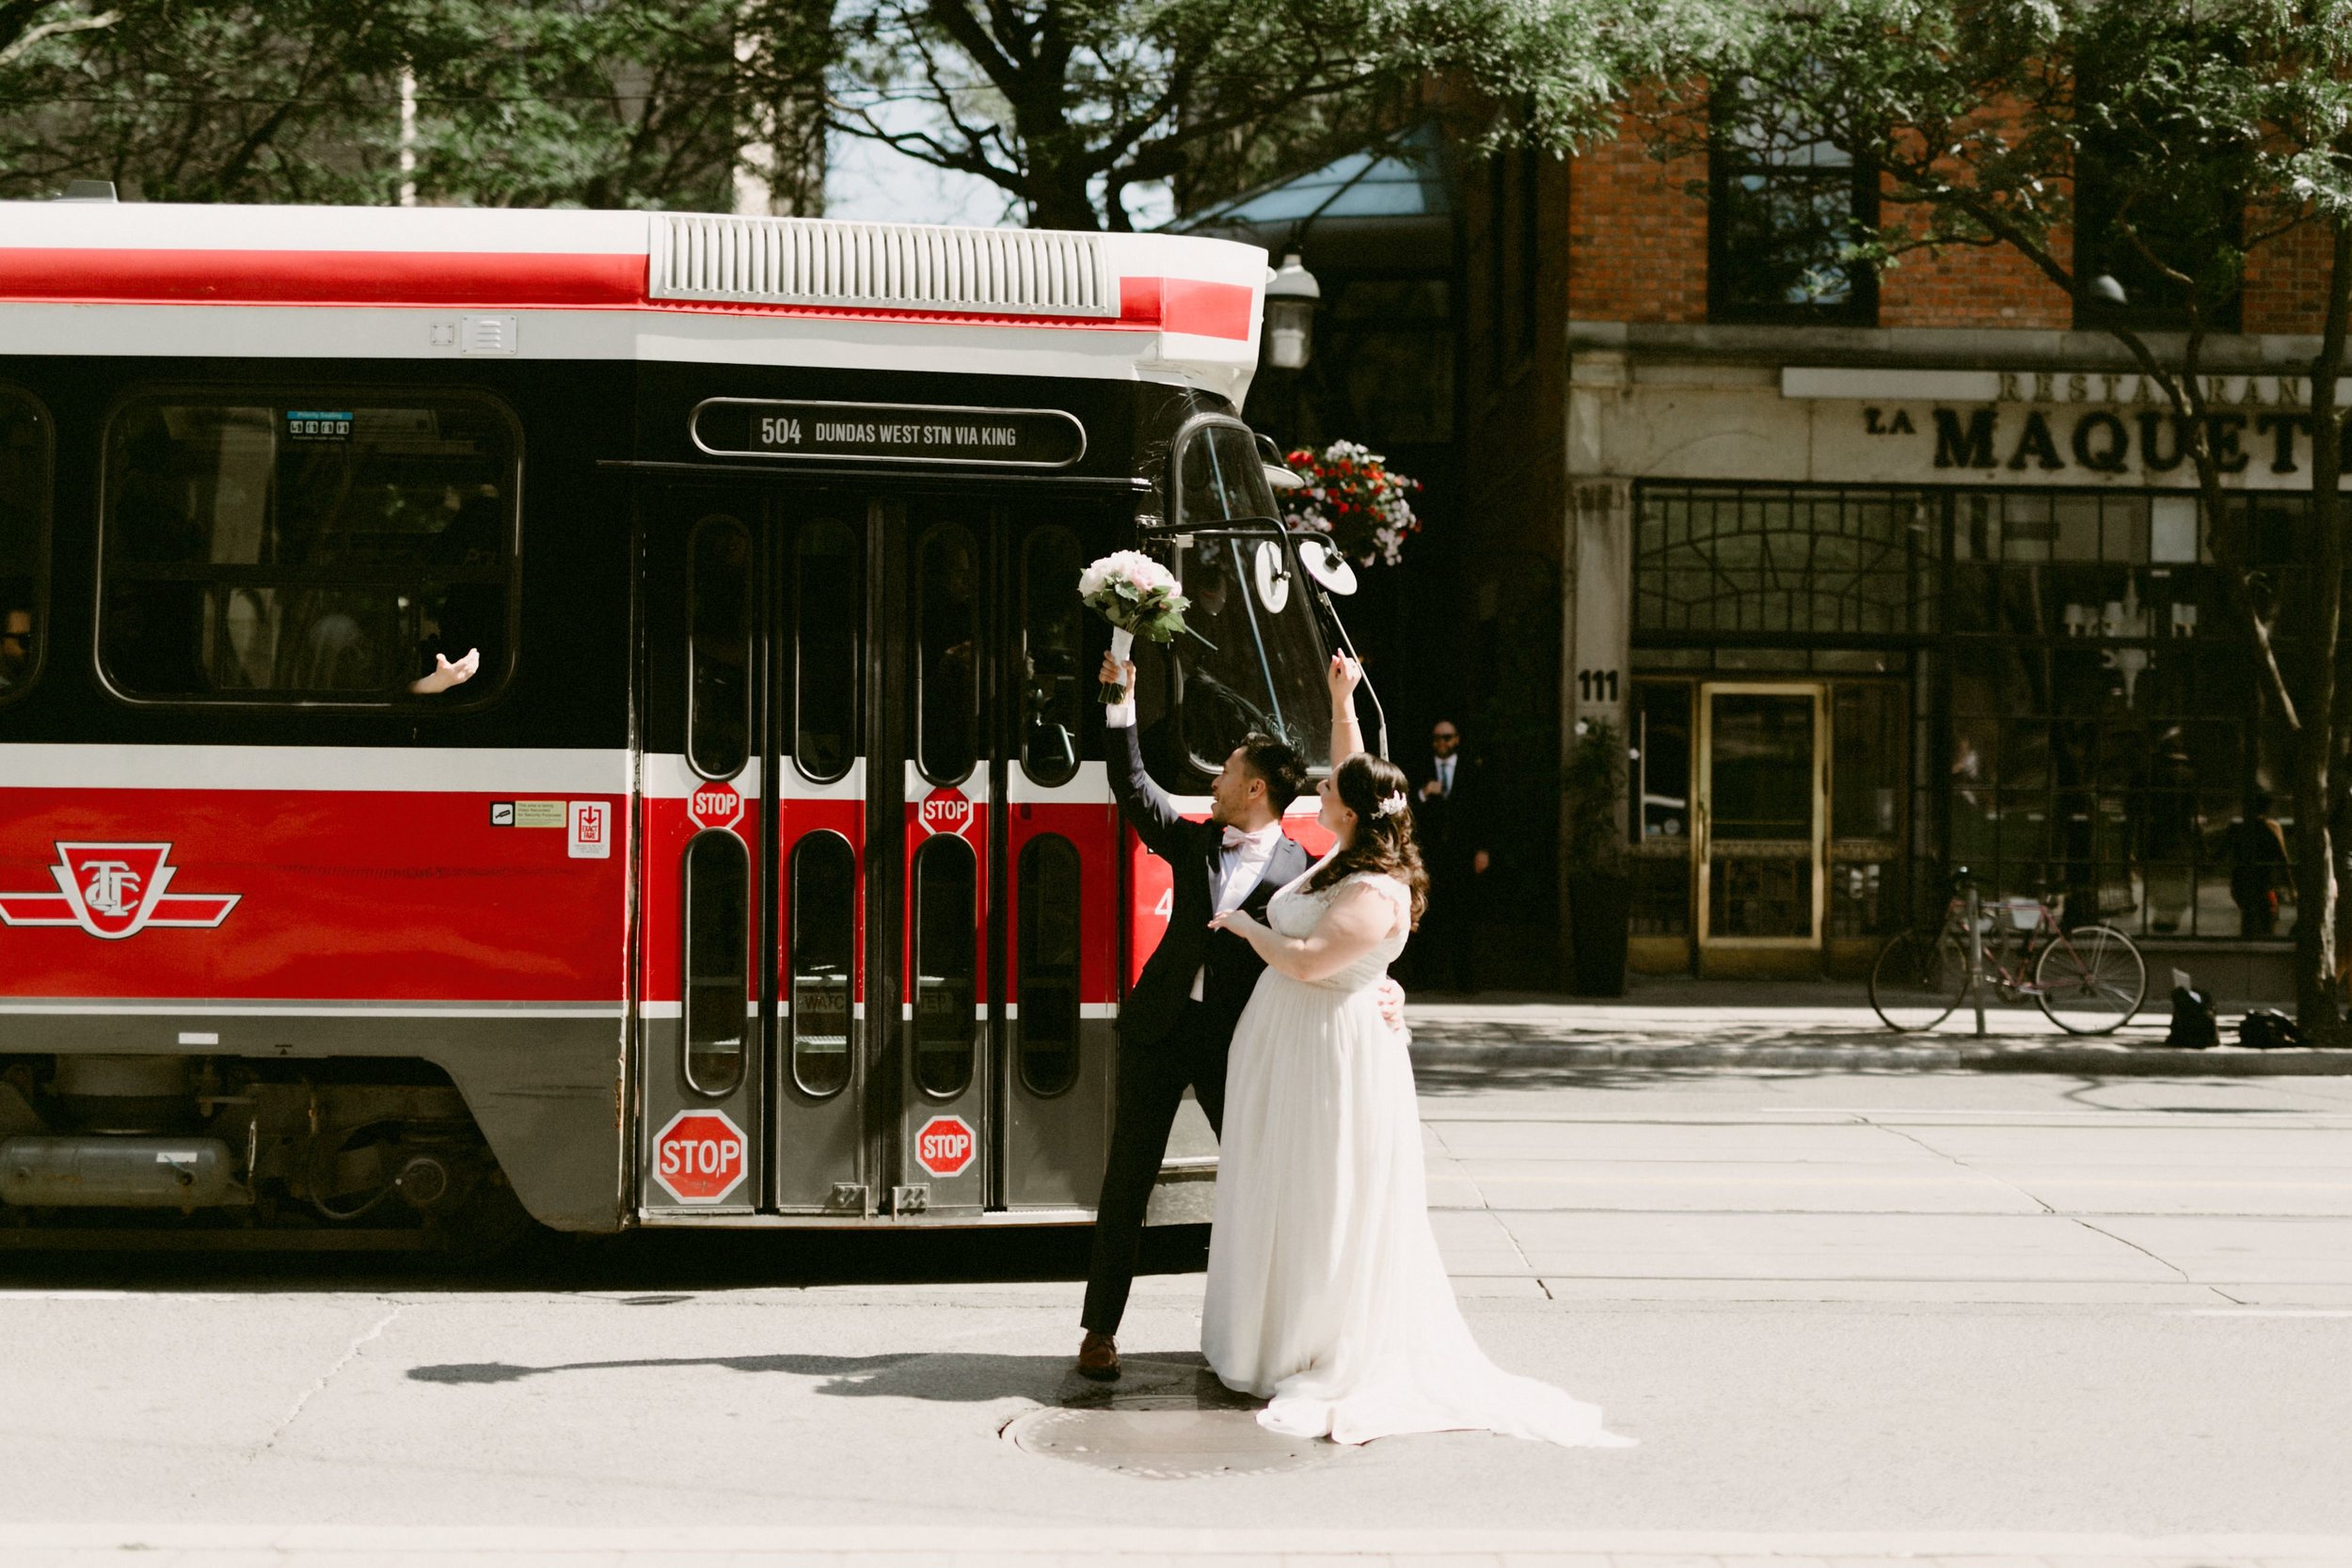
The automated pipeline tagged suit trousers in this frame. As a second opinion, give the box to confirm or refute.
[1080,998,1231,1336]
[1418,866,1479,992]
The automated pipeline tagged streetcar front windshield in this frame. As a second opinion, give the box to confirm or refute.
[1152,420,1331,775]
[1167,533,1331,773]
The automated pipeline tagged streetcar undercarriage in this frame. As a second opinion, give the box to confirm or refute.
[0,1053,530,1254]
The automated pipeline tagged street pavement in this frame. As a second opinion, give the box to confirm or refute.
[2,1068,2349,1568]
[1404,980,2352,1074]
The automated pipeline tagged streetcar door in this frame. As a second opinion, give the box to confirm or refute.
[636,484,874,1218]
[768,499,871,1213]
[640,491,771,1217]
[881,499,1119,1217]
[642,484,1118,1221]
[994,511,1118,1213]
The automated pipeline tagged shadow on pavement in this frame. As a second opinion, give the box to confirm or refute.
[0,1220,1213,1295]
[407,1348,1234,1409]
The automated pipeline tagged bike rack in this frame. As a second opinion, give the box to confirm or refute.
[1965,883,1987,1037]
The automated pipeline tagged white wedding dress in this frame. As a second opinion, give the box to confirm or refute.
[1201,862,1635,1449]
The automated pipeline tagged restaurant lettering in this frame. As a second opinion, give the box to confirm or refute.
[1991,371,2320,407]
[1899,404,2346,478]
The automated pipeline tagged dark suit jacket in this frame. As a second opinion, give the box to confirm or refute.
[1409,753,1487,879]
[1113,719,1311,1051]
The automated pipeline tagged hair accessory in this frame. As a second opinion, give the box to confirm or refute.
[1375,791,1409,818]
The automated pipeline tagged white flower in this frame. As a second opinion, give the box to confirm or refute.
[1077,549,1174,601]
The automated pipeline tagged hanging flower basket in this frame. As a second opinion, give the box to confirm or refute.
[1279,439,1423,568]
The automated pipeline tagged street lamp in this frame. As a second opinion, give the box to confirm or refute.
[1263,252,1321,370]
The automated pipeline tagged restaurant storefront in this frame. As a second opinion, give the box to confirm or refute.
[1569,346,2317,993]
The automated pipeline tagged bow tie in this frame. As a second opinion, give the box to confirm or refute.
[1221,826,1268,850]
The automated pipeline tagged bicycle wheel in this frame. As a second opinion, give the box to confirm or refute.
[1870,927,1971,1031]
[2034,924,2147,1034]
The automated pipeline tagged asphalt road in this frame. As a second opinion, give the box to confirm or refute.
[4,1069,2349,1561]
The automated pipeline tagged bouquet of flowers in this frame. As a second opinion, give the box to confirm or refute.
[1280,439,1422,568]
[1079,550,1189,704]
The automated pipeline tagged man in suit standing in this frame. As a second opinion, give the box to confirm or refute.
[1079,650,1310,1380]
[1410,718,1489,992]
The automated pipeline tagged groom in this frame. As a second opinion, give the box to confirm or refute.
[1078,650,1312,1381]
[1078,651,1404,1381]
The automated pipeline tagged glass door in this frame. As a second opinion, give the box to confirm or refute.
[769,499,870,1213]
[642,484,1117,1221]
[1696,683,1826,953]
[870,497,1118,1217]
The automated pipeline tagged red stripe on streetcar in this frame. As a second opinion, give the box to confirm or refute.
[1119,275,1255,341]
[0,249,1257,340]
[0,247,648,308]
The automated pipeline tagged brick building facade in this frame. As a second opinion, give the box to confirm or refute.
[1456,115,2338,995]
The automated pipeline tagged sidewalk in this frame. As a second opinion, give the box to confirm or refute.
[1402,975,2352,1076]
[5,1526,2348,1567]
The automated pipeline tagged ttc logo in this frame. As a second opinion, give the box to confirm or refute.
[0,843,241,940]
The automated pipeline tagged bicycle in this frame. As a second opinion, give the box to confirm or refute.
[1868,873,2148,1035]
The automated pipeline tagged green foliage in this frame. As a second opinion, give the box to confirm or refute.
[0,0,1728,227]
[0,0,423,202]
[1563,717,1627,878]
[412,0,829,210]
[833,0,1752,230]
[1677,0,2352,322]
[0,0,832,209]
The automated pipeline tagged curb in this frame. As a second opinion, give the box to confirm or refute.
[1406,1037,2352,1075]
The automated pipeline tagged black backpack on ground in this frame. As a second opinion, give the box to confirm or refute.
[2239,1008,2304,1050]
[2166,986,2219,1049]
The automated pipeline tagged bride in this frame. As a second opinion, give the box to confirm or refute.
[1201,654,1634,1449]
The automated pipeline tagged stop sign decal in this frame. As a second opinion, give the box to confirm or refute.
[688,782,743,832]
[914,1115,977,1179]
[652,1109,748,1204]
[919,786,973,836]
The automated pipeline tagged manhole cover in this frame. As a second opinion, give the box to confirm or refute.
[1005,1398,1335,1479]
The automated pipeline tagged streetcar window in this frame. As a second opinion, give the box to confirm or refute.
[0,389,48,707]
[792,517,858,783]
[99,396,517,704]
[1019,525,1085,786]
[687,515,753,781]
[788,831,856,1100]
[910,832,977,1101]
[1176,420,1278,527]
[682,829,751,1099]
[1165,533,1331,777]
[914,518,980,785]
[1015,833,1082,1098]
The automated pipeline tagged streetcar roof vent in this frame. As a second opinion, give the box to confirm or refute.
[649,215,1117,319]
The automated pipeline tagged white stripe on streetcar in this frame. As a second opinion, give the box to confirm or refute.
[0,301,1242,383]
[0,999,625,1018]
[0,743,630,794]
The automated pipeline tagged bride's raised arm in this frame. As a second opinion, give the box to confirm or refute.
[1327,652,1365,773]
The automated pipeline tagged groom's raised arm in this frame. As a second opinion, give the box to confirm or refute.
[1103,653,1187,863]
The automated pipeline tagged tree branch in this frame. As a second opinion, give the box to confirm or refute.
[0,6,118,70]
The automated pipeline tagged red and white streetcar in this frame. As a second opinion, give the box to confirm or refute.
[0,198,1373,1247]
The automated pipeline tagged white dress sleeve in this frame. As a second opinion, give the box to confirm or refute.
[1343,873,1413,937]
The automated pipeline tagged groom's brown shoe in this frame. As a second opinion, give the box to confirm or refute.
[1076,1331,1120,1382]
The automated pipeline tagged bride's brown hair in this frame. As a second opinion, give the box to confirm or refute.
[1306,752,1430,926]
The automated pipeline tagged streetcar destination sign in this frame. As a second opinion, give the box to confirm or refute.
[691,398,1086,468]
